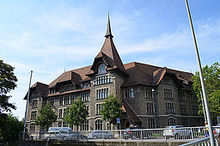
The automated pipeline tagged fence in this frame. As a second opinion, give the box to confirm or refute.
[20,126,220,142]
[180,135,219,146]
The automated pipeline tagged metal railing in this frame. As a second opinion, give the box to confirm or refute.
[20,126,220,143]
[180,135,219,146]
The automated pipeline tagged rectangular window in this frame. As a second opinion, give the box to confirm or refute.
[95,75,112,85]
[164,89,173,99]
[147,118,156,128]
[179,91,186,101]
[81,92,90,102]
[95,120,102,130]
[96,88,109,100]
[165,103,175,114]
[81,120,89,131]
[64,96,69,105]
[96,104,103,115]
[58,109,63,119]
[32,100,38,108]
[124,88,135,99]
[59,97,63,106]
[145,88,152,98]
[31,111,37,120]
[146,102,155,114]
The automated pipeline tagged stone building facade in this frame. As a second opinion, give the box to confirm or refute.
[24,16,202,133]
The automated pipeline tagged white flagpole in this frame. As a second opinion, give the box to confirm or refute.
[23,70,33,141]
[185,0,215,145]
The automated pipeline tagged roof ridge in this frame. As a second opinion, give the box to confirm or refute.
[125,61,192,75]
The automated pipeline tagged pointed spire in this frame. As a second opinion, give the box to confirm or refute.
[105,12,113,38]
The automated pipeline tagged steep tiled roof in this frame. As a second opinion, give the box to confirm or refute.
[94,37,126,73]
[89,15,127,75]
[49,65,91,88]
[123,62,193,87]
[24,82,48,99]
[48,62,193,90]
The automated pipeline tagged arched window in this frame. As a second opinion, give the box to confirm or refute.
[167,118,176,126]
[95,120,102,130]
[98,64,106,74]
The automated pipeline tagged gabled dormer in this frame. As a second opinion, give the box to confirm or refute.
[87,14,127,77]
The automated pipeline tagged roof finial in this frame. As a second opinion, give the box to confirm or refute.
[105,12,113,38]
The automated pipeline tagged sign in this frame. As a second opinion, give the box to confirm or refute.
[117,118,120,124]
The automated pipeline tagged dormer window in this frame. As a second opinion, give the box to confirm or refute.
[98,64,106,74]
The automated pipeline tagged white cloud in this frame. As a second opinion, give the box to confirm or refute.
[119,18,220,55]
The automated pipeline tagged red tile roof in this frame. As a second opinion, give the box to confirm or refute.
[123,62,193,87]
[48,61,193,91]
[49,65,91,88]
[89,37,127,76]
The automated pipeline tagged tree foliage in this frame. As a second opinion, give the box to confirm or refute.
[0,60,17,112]
[35,103,57,131]
[0,114,23,142]
[64,98,88,131]
[192,62,220,124]
[100,95,122,125]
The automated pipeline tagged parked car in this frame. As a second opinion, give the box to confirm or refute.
[123,127,152,139]
[88,131,113,139]
[163,125,192,139]
[71,131,87,140]
[44,127,75,141]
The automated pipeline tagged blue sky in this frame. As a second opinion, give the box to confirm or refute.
[0,0,219,120]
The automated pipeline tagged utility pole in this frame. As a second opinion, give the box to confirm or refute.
[185,0,215,145]
[23,70,33,141]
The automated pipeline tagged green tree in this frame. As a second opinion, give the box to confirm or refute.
[0,114,23,142]
[100,95,122,125]
[64,98,88,131]
[35,103,57,131]
[0,60,17,112]
[192,62,220,124]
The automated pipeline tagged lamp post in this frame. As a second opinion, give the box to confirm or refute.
[185,0,215,145]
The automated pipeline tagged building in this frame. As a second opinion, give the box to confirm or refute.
[24,15,202,133]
